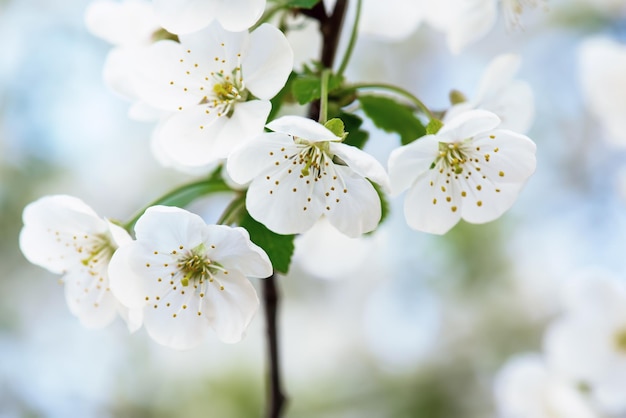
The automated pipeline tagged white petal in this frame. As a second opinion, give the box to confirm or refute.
[245,155,324,234]
[471,129,537,183]
[216,0,266,32]
[108,244,152,309]
[211,100,271,157]
[85,0,159,46]
[227,132,296,185]
[359,0,423,40]
[387,135,439,196]
[403,169,462,234]
[204,270,260,343]
[132,40,207,112]
[63,269,118,328]
[154,106,226,167]
[202,225,272,278]
[442,0,497,53]
[475,53,521,101]
[243,23,294,99]
[134,206,206,250]
[20,195,107,273]
[438,109,500,142]
[153,0,219,35]
[479,81,534,133]
[267,115,341,142]
[143,289,210,349]
[324,166,381,237]
[544,314,614,382]
[331,142,390,192]
[178,22,248,73]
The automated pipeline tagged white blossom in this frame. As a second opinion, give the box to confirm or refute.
[19,195,142,330]
[388,110,536,234]
[85,0,164,120]
[152,0,266,35]
[494,353,598,418]
[425,0,544,53]
[445,53,535,134]
[108,206,272,350]
[544,271,626,415]
[579,36,626,146]
[227,115,390,238]
[133,22,293,169]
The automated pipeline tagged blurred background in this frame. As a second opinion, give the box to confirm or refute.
[2,0,626,416]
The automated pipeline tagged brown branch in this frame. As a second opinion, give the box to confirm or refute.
[262,274,286,418]
[262,2,351,417]
[307,0,349,119]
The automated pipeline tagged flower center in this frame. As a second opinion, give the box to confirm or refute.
[80,234,114,271]
[435,141,468,174]
[614,328,626,353]
[296,140,332,177]
[177,243,219,287]
[202,68,248,118]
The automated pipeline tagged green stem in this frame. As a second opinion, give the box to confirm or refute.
[336,0,362,77]
[349,82,437,122]
[251,4,285,31]
[217,193,246,225]
[122,178,231,232]
[319,69,332,124]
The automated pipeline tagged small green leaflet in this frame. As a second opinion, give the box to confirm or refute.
[358,95,426,145]
[338,112,369,150]
[239,209,296,275]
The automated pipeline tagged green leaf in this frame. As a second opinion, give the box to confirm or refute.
[358,95,426,145]
[292,73,344,105]
[278,0,320,8]
[239,210,296,275]
[338,112,369,149]
[372,181,390,230]
[324,118,345,138]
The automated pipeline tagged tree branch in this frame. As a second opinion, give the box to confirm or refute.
[262,274,286,418]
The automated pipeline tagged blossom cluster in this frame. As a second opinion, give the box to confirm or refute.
[494,271,626,417]
[19,0,538,350]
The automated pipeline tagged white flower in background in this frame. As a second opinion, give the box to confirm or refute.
[85,0,164,120]
[153,0,266,35]
[494,353,598,418]
[19,195,142,330]
[544,272,626,415]
[388,110,536,235]
[579,36,626,146]
[359,0,424,41]
[425,0,544,53]
[445,53,534,134]
[108,206,272,350]
[227,115,389,237]
[133,22,293,169]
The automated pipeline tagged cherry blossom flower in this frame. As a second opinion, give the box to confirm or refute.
[19,195,142,330]
[133,22,293,169]
[227,115,390,237]
[388,110,536,235]
[445,53,535,134]
[359,0,425,41]
[494,353,598,418]
[544,271,626,415]
[152,0,266,35]
[579,36,626,146]
[85,0,164,120]
[108,206,272,350]
[426,0,544,53]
